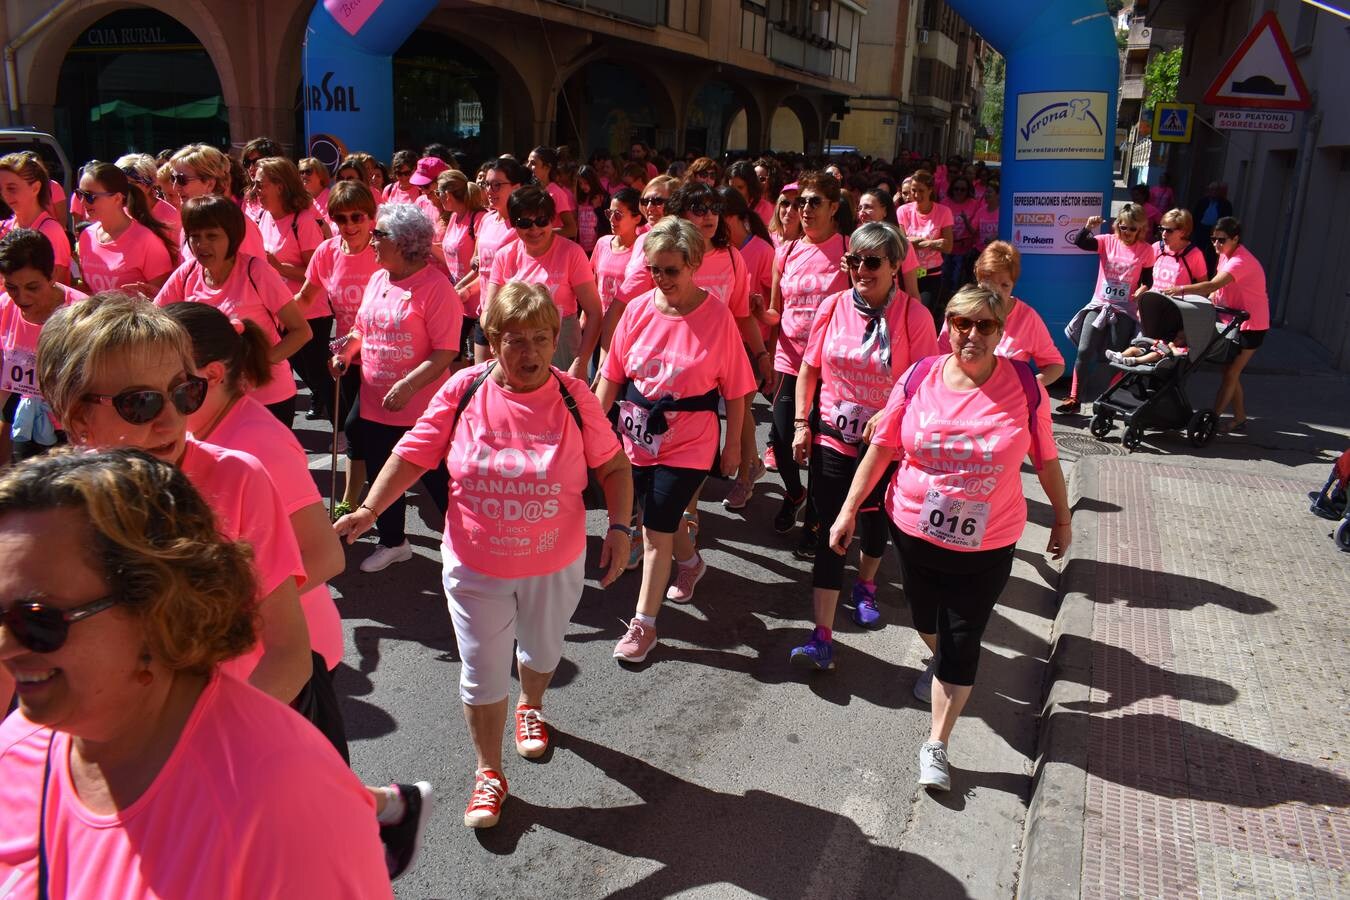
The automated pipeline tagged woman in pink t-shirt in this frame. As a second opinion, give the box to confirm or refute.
[433,169,487,284]
[767,186,803,248]
[169,144,267,262]
[381,150,421,207]
[789,222,938,669]
[455,158,526,331]
[769,171,850,552]
[330,203,462,573]
[336,282,631,831]
[75,161,175,297]
[828,283,1072,792]
[0,229,85,462]
[1149,208,1208,293]
[940,176,981,296]
[597,218,756,664]
[592,186,642,361]
[527,146,578,240]
[1060,204,1156,414]
[969,181,1001,253]
[300,156,333,224]
[1163,216,1269,433]
[937,241,1065,386]
[897,169,955,329]
[0,450,392,898]
[481,186,601,376]
[115,153,182,256]
[0,152,71,285]
[154,195,311,426]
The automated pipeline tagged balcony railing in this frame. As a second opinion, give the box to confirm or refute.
[1120,75,1144,100]
[552,0,664,27]
[767,26,833,77]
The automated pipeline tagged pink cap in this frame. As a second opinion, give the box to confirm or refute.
[782,182,800,193]
[409,157,450,186]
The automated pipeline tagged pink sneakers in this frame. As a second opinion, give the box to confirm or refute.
[613,617,657,663]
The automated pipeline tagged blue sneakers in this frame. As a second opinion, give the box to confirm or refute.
[790,628,835,671]
[850,580,882,629]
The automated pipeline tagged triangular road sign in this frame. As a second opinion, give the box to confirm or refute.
[1203,11,1311,110]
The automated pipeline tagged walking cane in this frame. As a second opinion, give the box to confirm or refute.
[330,369,343,521]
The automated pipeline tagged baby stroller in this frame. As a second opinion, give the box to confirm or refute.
[1089,291,1249,452]
[1308,448,1350,552]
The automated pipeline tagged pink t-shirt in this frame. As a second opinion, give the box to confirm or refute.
[805,289,938,457]
[487,234,593,318]
[741,235,774,300]
[754,198,775,229]
[181,213,266,264]
[178,437,306,680]
[775,233,851,375]
[0,213,71,271]
[601,290,757,469]
[204,396,344,670]
[467,211,518,318]
[442,209,486,285]
[591,233,636,316]
[970,203,1000,250]
[304,236,378,336]
[0,285,86,400]
[152,199,183,244]
[155,255,298,406]
[619,237,751,320]
[260,209,326,304]
[1090,234,1156,311]
[77,221,173,294]
[312,186,331,224]
[937,298,1063,370]
[353,266,463,426]
[546,181,576,230]
[1149,241,1207,293]
[1214,245,1269,332]
[395,364,620,578]
[383,182,420,206]
[942,198,981,254]
[871,355,1057,552]
[897,202,954,273]
[0,675,391,899]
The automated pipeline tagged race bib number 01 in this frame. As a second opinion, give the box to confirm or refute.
[1,348,39,398]
[1101,280,1130,304]
[918,489,989,549]
[619,400,663,456]
[831,400,876,445]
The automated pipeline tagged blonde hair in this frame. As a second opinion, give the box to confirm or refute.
[974,241,1021,282]
[0,448,258,675]
[253,157,312,215]
[1159,208,1192,236]
[436,169,486,213]
[945,283,1005,328]
[171,144,231,195]
[643,174,680,197]
[1115,202,1148,230]
[298,157,331,188]
[37,292,196,427]
[482,282,561,344]
[644,216,706,271]
[0,152,52,209]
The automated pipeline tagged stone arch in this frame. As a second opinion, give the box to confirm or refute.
[553,56,681,160]
[777,93,823,155]
[684,78,761,158]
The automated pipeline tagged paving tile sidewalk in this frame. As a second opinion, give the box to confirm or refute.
[1021,455,1350,898]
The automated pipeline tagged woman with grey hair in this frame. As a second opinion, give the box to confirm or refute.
[788,222,938,669]
[330,203,464,572]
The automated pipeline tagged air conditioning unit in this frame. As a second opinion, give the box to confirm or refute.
[918,28,929,44]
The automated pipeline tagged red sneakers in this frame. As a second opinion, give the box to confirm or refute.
[464,769,508,829]
[515,705,549,759]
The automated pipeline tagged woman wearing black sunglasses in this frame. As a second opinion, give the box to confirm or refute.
[169,144,268,262]
[36,292,313,709]
[0,448,392,895]
[478,186,600,377]
[456,158,528,344]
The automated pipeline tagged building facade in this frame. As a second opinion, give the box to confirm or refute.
[0,0,865,165]
[1147,0,1350,370]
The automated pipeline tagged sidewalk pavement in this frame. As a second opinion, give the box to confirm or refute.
[1020,326,1350,898]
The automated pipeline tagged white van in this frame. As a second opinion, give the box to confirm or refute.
[0,128,73,221]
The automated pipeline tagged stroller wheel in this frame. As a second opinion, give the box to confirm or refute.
[1122,426,1143,452]
[1187,410,1218,448]
[1336,519,1350,553]
[1090,412,1113,439]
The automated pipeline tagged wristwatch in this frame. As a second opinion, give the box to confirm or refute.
[608,523,639,539]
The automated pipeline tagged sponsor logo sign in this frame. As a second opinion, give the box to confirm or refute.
[1015,92,1108,160]
[1011,192,1103,255]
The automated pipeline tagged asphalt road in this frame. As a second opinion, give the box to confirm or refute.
[294,395,1064,900]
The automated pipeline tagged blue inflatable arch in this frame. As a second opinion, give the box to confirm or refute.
[304,0,1118,358]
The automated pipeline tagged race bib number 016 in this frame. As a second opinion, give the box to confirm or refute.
[1101,280,1130,304]
[619,400,663,456]
[918,489,989,549]
[831,400,876,445]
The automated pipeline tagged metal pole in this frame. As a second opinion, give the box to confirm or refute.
[1272,95,1321,326]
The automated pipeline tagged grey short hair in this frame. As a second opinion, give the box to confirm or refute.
[849,221,908,263]
[377,202,434,261]
[946,283,1005,328]
[644,216,705,271]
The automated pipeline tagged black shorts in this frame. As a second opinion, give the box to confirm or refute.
[0,392,18,425]
[473,321,488,347]
[1237,329,1266,350]
[633,464,707,533]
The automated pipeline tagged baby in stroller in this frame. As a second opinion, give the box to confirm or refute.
[1106,329,1187,368]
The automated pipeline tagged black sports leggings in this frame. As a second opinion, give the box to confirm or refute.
[918,272,946,331]
[889,526,1015,686]
[810,444,895,590]
[771,371,816,501]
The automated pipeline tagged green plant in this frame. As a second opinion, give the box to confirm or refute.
[979,52,1005,154]
[1144,47,1182,110]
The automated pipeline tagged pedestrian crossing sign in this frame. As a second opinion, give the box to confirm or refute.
[1153,103,1194,143]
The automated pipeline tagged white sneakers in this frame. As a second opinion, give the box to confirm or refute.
[918,741,951,792]
[360,540,413,573]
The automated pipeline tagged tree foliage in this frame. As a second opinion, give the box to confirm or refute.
[979,52,1006,152]
[1144,47,1183,110]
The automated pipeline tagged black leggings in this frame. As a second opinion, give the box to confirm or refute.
[771,371,816,501]
[360,417,450,546]
[810,444,894,590]
[292,316,336,415]
[291,651,349,764]
[889,525,1015,686]
[918,272,946,330]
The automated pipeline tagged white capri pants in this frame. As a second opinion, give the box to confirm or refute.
[442,544,586,705]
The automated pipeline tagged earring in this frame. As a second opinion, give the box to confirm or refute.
[136,653,154,687]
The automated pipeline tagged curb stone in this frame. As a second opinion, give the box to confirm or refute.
[1017,455,1100,900]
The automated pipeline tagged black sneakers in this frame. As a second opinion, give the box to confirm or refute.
[381,781,434,880]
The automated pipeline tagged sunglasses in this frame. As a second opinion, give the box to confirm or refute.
[844,254,887,271]
[606,208,630,219]
[396,169,414,178]
[646,264,684,280]
[1160,226,1180,234]
[1116,225,1139,233]
[485,181,513,190]
[512,215,551,229]
[947,315,1000,336]
[639,196,666,207]
[73,189,117,204]
[243,157,261,167]
[299,167,317,176]
[792,196,827,210]
[82,375,207,425]
[1211,235,1231,244]
[686,204,722,217]
[168,172,203,187]
[331,213,367,226]
[371,228,391,240]
[2,594,121,653]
